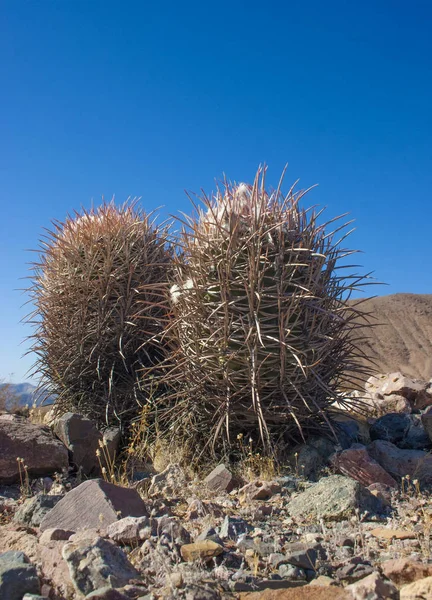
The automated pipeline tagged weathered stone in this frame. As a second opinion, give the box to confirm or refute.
[331,444,398,488]
[278,563,306,580]
[204,464,233,492]
[62,536,141,596]
[180,540,223,562]
[40,479,148,532]
[335,558,374,583]
[85,587,131,599]
[37,540,75,599]
[106,516,153,545]
[421,406,432,442]
[156,516,191,545]
[370,527,416,540]
[0,524,39,560]
[367,440,432,485]
[288,438,335,479]
[287,475,386,521]
[53,412,103,475]
[239,480,281,502]
[400,576,432,599]
[380,558,432,586]
[148,464,187,497]
[185,498,225,520]
[366,373,426,400]
[284,542,320,569]
[220,516,253,540]
[0,415,68,484]
[346,571,398,599]
[370,413,430,450]
[195,526,223,545]
[239,586,351,599]
[0,551,40,600]
[39,528,74,544]
[102,427,121,463]
[14,494,63,527]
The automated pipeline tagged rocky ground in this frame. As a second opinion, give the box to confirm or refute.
[1,371,432,600]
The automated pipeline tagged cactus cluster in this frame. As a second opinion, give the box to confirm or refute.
[28,169,371,461]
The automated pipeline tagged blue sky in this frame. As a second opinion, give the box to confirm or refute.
[1,1,431,382]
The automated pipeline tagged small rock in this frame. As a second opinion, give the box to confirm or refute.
[287,475,386,521]
[14,494,63,527]
[400,575,432,599]
[180,540,223,562]
[203,464,233,492]
[39,528,74,543]
[106,516,153,545]
[346,571,398,599]
[331,444,397,488]
[278,563,306,580]
[40,479,148,532]
[148,464,187,497]
[84,587,131,599]
[220,516,252,540]
[370,527,416,540]
[309,576,337,586]
[62,536,141,596]
[156,516,191,545]
[335,558,374,583]
[284,542,320,569]
[239,480,281,502]
[196,526,223,545]
[53,412,103,475]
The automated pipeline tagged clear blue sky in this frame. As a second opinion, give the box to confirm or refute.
[1,1,431,382]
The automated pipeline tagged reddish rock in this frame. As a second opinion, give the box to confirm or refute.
[239,480,281,502]
[380,558,432,586]
[39,479,148,532]
[204,464,233,493]
[0,415,68,484]
[39,528,74,544]
[367,440,432,485]
[331,445,397,488]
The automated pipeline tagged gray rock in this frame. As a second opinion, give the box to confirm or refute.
[219,516,252,540]
[0,415,68,484]
[106,516,154,545]
[421,406,432,442]
[287,475,386,520]
[196,526,223,546]
[40,479,148,532]
[62,536,141,596]
[54,412,103,475]
[102,428,121,462]
[370,413,430,449]
[14,494,63,527]
[284,542,321,569]
[156,516,191,545]
[148,464,187,497]
[368,439,432,485]
[203,464,233,492]
[22,595,48,600]
[346,571,398,599]
[278,563,306,580]
[0,551,40,600]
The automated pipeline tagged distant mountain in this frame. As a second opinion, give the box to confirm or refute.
[352,293,432,383]
[0,382,55,410]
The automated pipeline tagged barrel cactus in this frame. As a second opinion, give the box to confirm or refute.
[160,168,371,459]
[27,201,172,427]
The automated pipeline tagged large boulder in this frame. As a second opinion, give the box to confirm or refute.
[62,535,141,596]
[40,479,148,532]
[287,475,386,521]
[0,415,68,484]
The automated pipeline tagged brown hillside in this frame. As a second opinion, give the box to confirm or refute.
[352,293,432,382]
